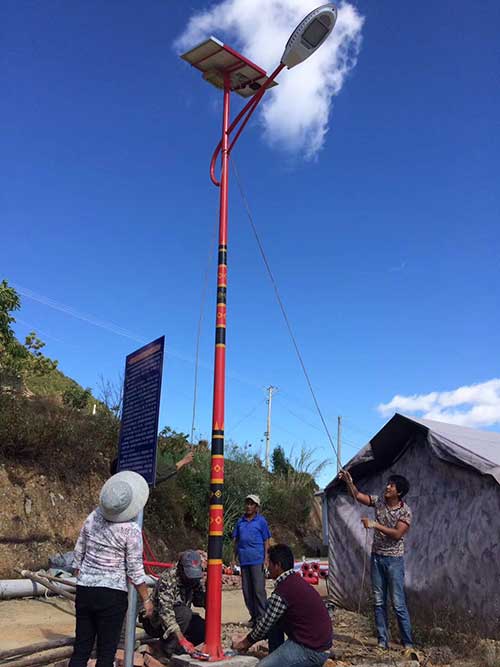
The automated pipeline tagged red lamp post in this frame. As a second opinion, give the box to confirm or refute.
[180,5,338,660]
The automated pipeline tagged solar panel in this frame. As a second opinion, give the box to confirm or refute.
[181,37,278,98]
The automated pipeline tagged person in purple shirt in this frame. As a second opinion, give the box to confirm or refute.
[232,494,271,626]
[232,543,333,666]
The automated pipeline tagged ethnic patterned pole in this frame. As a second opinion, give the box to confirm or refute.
[203,74,230,661]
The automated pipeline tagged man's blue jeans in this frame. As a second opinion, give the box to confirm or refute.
[257,638,329,667]
[371,554,413,648]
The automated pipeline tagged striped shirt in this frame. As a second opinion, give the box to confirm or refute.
[370,495,412,557]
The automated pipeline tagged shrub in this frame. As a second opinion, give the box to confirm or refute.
[62,385,92,410]
[0,392,117,481]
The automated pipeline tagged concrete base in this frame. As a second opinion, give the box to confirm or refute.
[171,654,419,667]
[171,654,258,667]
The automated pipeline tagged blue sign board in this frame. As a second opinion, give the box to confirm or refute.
[117,336,165,486]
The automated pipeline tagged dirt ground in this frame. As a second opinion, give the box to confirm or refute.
[0,586,253,651]
[0,581,497,666]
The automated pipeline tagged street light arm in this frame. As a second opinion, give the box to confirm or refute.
[209,63,286,186]
[209,143,223,187]
[227,65,285,154]
[209,93,262,186]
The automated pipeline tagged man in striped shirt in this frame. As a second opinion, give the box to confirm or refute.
[340,470,414,654]
[232,544,333,666]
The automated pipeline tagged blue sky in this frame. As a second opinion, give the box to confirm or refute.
[2,0,499,486]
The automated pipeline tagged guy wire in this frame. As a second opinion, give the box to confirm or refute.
[231,157,339,462]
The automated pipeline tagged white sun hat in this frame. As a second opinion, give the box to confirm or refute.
[99,470,149,523]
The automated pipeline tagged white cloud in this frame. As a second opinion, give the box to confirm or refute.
[377,379,500,428]
[174,1,364,158]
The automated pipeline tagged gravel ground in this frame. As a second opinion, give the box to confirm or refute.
[2,582,498,666]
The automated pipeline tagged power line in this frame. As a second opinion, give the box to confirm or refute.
[281,403,323,432]
[274,384,374,445]
[227,399,266,434]
[14,284,147,343]
[341,417,374,438]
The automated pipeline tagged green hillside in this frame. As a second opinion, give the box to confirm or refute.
[25,367,88,399]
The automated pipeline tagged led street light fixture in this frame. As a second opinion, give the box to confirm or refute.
[281,4,337,69]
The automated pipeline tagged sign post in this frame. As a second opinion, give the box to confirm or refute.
[117,336,165,667]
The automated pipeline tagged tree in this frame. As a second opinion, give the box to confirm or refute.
[97,374,123,418]
[23,332,58,376]
[0,280,20,344]
[0,280,57,386]
[271,446,294,476]
[157,426,191,456]
[62,385,92,410]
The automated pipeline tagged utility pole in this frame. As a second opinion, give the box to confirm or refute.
[337,415,342,473]
[264,386,278,470]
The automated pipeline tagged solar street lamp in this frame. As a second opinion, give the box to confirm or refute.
[180,4,337,660]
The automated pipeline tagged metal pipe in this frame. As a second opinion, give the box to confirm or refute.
[123,510,143,667]
[205,60,285,661]
[0,578,75,599]
[203,73,231,662]
[15,569,75,601]
[209,63,285,186]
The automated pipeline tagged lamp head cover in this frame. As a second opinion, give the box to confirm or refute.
[281,4,337,69]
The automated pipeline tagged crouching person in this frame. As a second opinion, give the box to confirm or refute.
[232,544,333,666]
[141,550,205,657]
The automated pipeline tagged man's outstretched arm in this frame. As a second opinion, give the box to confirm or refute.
[156,450,194,485]
[339,470,372,506]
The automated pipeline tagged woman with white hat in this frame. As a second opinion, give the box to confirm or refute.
[68,471,153,667]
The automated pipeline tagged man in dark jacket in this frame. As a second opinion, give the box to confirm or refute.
[141,550,205,658]
[232,544,332,666]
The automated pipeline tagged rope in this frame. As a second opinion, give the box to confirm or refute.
[350,529,371,656]
[357,530,369,618]
[231,158,339,462]
[190,213,219,444]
